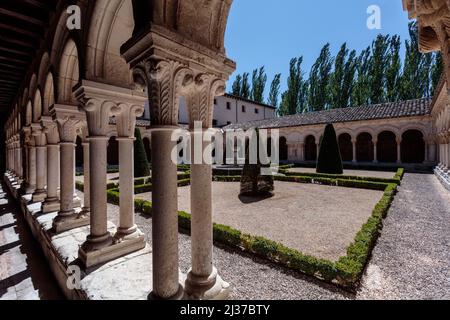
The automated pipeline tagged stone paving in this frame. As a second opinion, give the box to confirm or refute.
[288,167,395,179]
[0,184,63,300]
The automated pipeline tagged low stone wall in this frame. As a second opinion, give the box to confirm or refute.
[434,167,450,191]
[3,173,154,300]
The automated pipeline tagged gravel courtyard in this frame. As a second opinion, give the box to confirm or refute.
[74,173,450,300]
[288,167,395,179]
[135,181,383,261]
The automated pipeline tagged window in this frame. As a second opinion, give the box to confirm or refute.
[242,105,246,113]
[226,102,231,110]
[255,108,259,114]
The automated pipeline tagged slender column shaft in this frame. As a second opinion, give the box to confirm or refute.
[397,141,402,164]
[59,143,75,214]
[373,141,378,163]
[28,146,36,189]
[151,129,180,299]
[82,137,112,250]
[82,142,90,212]
[189,138,213,278]
[34,144,47,198]
[45,144,60,202]
[352,141,357,163]
[117,138,137,236]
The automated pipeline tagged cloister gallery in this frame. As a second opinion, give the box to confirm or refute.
[1,0,450,300]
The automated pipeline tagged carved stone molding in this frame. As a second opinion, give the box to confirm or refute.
[41,115,60,145]
[50,104,86,143]
[74,80,146,136]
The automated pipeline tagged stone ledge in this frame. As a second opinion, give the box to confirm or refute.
[435,167,450,191]
[3,174,159,300]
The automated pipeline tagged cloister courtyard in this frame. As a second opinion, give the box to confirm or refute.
[1,0,450,303]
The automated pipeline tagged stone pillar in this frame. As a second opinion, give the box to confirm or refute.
[42,117,61,213]
[114,103,145,244]
[396,139,402,164]
[27,145,37,194]
[184,73,231,300]
[50,105,89,234]
[74,80,146,269]
[81,140,91,215]
[31,125,47,202]
[299,143,305,162]
[373,140,378,164]
[352,140,357,163]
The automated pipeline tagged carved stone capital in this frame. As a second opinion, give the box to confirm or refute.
[41,115,60,145]
[115,104,145,138]
[31,123,46,146]
[50,104,86,143]
[184,72,226,128]
[74,80,146,136]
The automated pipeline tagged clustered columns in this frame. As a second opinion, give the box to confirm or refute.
[23,127,36,194]
[121,23,236,299]
[41,116,61,213]
[74,80,147,269]
[184,73,232,300]
[50,105,87,234]
[31,124,47,202]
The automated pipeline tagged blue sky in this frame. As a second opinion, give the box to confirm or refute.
[225,0,412,100]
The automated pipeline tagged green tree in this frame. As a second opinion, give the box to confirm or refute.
[134,128,150,178]
[308,43,333,111]
[267,73,281,107]
[316,123,343,174]
[231,74,242,96]
[251,67,267,103]
[431,52,444,95]
[352,47,372,106]
[370,34,390,104]
[329,43,357,109]
[386,35,402,102]
[241,73,251,99]
[279,57,307,115]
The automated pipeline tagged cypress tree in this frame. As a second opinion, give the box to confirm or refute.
[134,128,150,178]
[316,123,343,174]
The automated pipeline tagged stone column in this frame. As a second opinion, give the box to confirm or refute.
[31,125,47,202]
[396,138,402,164]
[50,105,89,234]
[352,140,357,163]
[299,143,305,162]
[373,140,378,164]
[114,103,145,243]
[42,117,61,213]
[184,73,231,300]
[75,80,146,269]
[81,140,91,215]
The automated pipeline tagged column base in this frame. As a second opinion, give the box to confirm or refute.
[184,268,231,300]
[42,198,60,213]
[32,190,47,203]
[148,284,185,301]
[53,211,90,234]
[79,232,146,269]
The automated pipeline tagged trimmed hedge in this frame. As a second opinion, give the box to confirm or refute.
[280,167,404,186]
[74,169,403,289]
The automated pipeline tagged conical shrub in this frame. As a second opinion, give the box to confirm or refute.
[316,123,343,174]
[134,128,151,178]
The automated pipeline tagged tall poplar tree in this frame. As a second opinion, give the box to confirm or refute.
[251,67,267,103]
[267,73,281,107]
[308,43,333,111]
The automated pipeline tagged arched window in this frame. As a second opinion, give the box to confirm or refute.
[356,132,374,162]
[401,130,425,164]
[377,131,397,163]
[304,135,317,161]
[338,133,353,162]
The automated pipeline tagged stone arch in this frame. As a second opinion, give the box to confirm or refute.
[377,131,397,163]
[401,130,425,164]
[279,136,288,162]
[356,132,374,162]
[43,72,55,115]
[338,133,353,162]
[287,132,301,143]
[304,135,317,161]
[86,0,134,87]
[57,38,80,104]
[33,89,42,123]
[29,74,38,103]
[38,52,51,89]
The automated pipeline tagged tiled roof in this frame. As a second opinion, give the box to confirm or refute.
[225,98,432,130]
